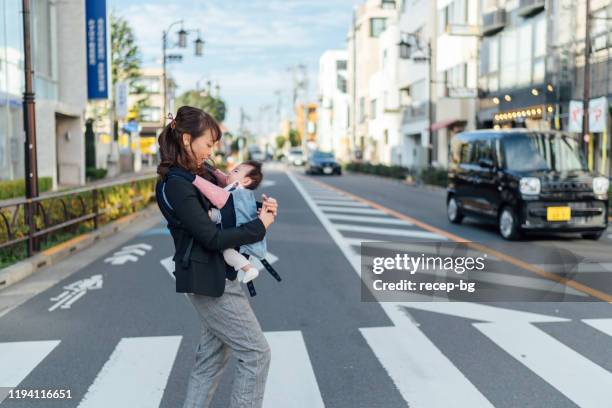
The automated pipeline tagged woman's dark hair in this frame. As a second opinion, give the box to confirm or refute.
[242,160,263,190]
[157,106,222,182]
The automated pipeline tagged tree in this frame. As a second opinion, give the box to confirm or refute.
[275,135,286,150]
[176,90,227,122]
[288,129,301,147]
[111,13,141,86]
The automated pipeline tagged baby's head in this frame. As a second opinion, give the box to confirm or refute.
[227,161,263,190]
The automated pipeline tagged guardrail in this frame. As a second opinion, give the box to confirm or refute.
[0,174,157,258]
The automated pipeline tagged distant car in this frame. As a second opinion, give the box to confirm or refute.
[447,129,609,240]
[305,151,342,175]
[248,147,266,161]
[287,148,305,166]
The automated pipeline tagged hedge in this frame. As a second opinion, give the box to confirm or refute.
[344,162,448,187]
[0,177,53,200]
[0,177,157,268]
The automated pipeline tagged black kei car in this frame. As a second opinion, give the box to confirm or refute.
[447,130,609,240]
[305,151,342,175]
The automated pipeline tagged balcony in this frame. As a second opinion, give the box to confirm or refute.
[517,0,545,17]
[481,9,506,36]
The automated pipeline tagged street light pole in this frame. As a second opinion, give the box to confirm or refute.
[582,0,591,167]
[21,0,38,256]
[427,40,433,166]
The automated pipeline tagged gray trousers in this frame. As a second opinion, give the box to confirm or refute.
[183,279,271,408]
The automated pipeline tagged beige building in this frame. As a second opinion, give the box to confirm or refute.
[347,0,398,161]
[0,0,87,187]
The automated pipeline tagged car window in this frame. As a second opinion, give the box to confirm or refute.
[459,142,470,164]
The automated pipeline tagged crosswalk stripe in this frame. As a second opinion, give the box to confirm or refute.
[263,331,324,408]
[310,195,353,201]
[318,206,386,215]
[313,199,369,207]
[327,214,412,226]
[361,325,494,408]
[335,223,444,240]
[474,322,612,408]
[582,318,612,337]
[533,263,612,273]
[78,336,181,408]
[0,340,60,388]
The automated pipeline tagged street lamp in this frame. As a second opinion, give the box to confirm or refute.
[398,31,433,165]
[162,21,204,125]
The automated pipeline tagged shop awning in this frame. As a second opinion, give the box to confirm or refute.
[430,119,467,131]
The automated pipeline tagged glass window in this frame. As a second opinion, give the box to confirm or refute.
[140,107,161,122]
[336,60,347,70]
[517,23,532,86]
[489,37,499,73]
[500,28,517,88]
[533,59,545,83]
[359,97,365,123]
[370,18,387,38]
[371,99,377,119]
[534,16,546,57]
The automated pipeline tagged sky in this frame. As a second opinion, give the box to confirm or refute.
[109,0,363,132]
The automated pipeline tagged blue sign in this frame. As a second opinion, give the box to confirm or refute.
[85,0,109,99]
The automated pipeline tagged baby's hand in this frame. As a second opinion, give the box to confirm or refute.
[208,209,213,218]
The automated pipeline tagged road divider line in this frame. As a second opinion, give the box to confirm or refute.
[77,336,182,408]
[300,175,612,302]
[263,331,324,408]
[474,321,612,408]
[0,340,60,389]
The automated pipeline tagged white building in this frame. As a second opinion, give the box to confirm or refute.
[317,50,350,161]
[0,0,87,187]
[434,0,479,167]
[397,0,438,169]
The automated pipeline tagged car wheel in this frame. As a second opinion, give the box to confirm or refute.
[582,231,604,240]
[499,206,521,240]
[447,196,463,224]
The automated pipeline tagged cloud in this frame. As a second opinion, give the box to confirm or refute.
[110,0,361,128]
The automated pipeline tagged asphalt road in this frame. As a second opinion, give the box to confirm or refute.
[0,165,611,408]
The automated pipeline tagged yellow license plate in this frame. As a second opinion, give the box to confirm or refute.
[546,206,571,221]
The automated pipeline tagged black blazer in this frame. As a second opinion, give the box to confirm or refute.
[159,176,266,297]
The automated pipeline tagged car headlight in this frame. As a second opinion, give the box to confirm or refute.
[593,176,610,195]
[520,177,541,195]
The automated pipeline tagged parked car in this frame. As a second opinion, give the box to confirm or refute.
[248,146,266,161]
[305,151,342,175]
[447,130,609,240]
[286,147,305,166]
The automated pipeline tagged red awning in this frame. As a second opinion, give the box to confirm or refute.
[430,119,466,131]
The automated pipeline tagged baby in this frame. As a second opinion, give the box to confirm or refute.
[172,162,267,283]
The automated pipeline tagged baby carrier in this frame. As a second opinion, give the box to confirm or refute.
[156,171,281,297]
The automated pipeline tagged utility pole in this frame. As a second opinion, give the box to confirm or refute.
[21,0,38,255]
[582,0,591,165]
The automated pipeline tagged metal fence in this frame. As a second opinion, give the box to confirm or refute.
[0,174,157,257]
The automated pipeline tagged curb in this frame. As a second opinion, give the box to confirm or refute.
[0,204,159,291]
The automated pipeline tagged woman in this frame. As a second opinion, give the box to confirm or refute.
[156,106,277,408]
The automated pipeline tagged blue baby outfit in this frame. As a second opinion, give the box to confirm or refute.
[230,187,267,259]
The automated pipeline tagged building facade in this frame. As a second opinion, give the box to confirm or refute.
[0,0,87,187]
[317,50,350,160]
[347,0,398,161]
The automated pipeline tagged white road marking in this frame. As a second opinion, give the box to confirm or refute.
[582,318,612,337]
[312,199,369,207]
[77,336,182,408]
[0,340,60,388]
[533,262,612,273]
[49,275,103,311]
[104,243,152,266]
[327,214,413,226]
[120,243,153,251]
[335,223,444,240]
[318,206,386,215]
[263,331,324,408]
[361,325,494,408]
[475,322,612,408]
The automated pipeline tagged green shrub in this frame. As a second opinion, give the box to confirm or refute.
[345,162,448,186]
[0,177,157,268]
[86,167,108,181]
[0,177,53,200]
[419,167,448,187]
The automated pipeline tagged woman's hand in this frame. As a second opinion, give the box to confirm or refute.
[258,209,275,229]
[261,194,278,216]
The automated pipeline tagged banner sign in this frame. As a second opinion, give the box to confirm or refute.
[568,97,608,133]
[85,0,109,99]
[115,81,129,118]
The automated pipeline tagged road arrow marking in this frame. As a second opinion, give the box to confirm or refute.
[104,243,152,266]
